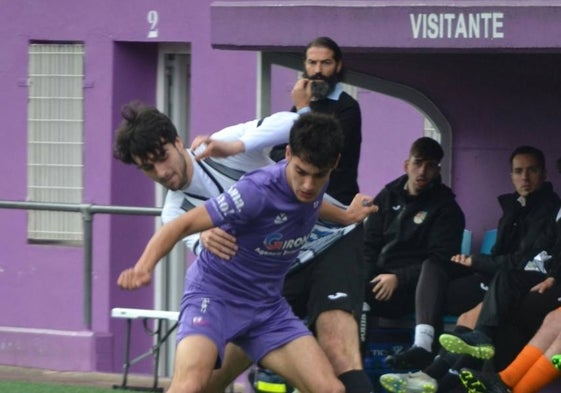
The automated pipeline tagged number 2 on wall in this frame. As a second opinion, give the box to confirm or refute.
[147,10,159,38]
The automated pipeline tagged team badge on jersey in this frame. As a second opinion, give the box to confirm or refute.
[274,213,288,224]
[192,316,209,326]
[413,211,427,224]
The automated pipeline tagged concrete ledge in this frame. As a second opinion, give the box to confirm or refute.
[0,327,111,372]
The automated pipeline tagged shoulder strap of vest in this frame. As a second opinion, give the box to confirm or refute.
[180,151,247,211]
[200,158,245,182]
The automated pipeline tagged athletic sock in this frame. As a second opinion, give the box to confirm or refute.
[338,369,374,393]
[413,324,435,352]
[499,344,542,387]
[512,354,561,393]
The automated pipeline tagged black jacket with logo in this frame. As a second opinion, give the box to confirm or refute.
[471,181,561,276]
[364,174,465,289]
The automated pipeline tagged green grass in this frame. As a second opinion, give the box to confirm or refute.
[0,380,124,393]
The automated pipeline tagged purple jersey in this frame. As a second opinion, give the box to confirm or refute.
[184,161,324,303]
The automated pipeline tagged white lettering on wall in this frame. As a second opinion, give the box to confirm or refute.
[410,12,504,39]
[147,10,159,38]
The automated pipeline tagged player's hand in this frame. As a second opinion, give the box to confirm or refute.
[370,274,398,301]
[344,193,378,224]
[291,79,313,110]
[201,228,238,260]
[451,254,472,267]
[531,277,555,294]
[117,267,152,290]
[190,135,211,152]
[191,137,245,161]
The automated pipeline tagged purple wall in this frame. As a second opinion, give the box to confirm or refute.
[357,90,423,197]
[106,42,160,372]
[0,0,260,373]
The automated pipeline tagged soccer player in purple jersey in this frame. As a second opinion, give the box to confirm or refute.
[118,112,376,393]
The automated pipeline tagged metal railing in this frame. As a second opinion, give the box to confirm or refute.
[0,200,162,329]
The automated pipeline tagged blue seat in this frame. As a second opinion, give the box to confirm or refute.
[480,229,497,255]
[461,229,472,255]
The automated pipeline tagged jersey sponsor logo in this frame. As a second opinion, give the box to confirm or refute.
[263,233,309,251]
[413,211,427,224]
[392,205,401,211]
[480,282,489,291]
[327,292,348,300]
[254,233,310,256]
[274,213,288,224]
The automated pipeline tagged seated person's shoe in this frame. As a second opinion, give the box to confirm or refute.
[384,346,433,370]
[552,354,561,370]
[254,368,293,393]
[458,368,511,393]
[439,330,494,360]
[379,371,437,393]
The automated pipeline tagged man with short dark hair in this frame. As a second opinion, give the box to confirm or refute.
[364,136,466,371]
[437,148,561,349]
[117,112,359,393]
[454,155,561,393]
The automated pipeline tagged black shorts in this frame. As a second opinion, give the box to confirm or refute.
[511,281,561,335]
[444,272,490,316]
[282,225,366,330]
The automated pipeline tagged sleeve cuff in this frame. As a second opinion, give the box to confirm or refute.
[193,240,204,256]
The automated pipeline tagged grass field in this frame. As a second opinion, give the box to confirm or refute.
[0,380,125,393]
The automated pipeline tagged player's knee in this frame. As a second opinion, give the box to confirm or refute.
[316,312,357,349]
[545,309,561,325]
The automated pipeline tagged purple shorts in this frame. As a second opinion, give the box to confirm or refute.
[176,292,311,364]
